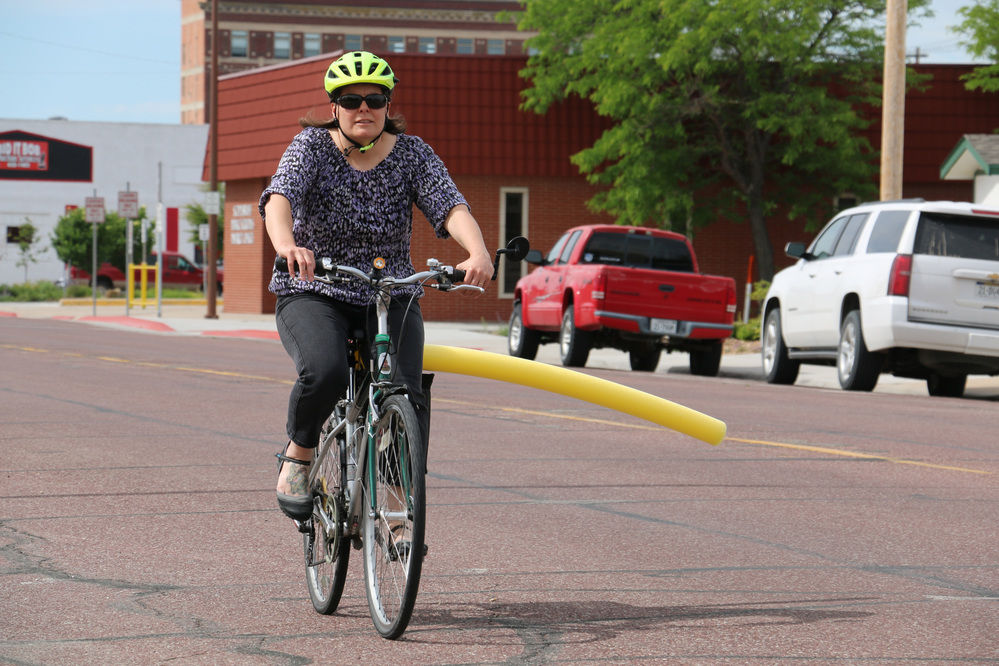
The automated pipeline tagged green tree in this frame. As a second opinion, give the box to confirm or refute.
[513,0,928,279]
[184,202,224,263]
[51,206,148,274]
[955,0,999,94]
[14,218,43,282]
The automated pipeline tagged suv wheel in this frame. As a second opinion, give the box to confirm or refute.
[837,310,882,391]
[926,372,966,398]
[762,308,799,384]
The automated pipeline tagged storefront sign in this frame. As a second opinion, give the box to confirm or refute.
[0,139,48,171]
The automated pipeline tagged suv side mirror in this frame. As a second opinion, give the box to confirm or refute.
[785,242,810,260]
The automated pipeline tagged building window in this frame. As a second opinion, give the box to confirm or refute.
[304,33,321,57]
[487,39,505,55]
[6,226,22,245]
[345,34,363,51]
[230,30,248,57]
[456,38,474,54]
[418,37,436,54]
[389,36,405,53]
[274,32,291,59]
[500,188,528,296]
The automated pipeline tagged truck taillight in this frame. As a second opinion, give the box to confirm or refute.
[726,284,737,313]
[592,273,606,300]
[888,254,912,296]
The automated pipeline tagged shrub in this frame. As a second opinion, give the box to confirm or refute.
[0,281,64,302]
[733,317,761,341]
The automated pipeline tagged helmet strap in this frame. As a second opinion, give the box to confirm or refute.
[339,128,383,156]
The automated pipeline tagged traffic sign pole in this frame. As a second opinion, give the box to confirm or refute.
[85,195,105,316]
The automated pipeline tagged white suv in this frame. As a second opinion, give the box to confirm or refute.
[761,199,999,397]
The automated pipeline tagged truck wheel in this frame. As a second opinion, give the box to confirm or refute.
[508,301,540,360]
[689,340,723,376]
[926,372,966,398]
[629,344,661,372]
[837,310,882,391]
[762,308,799,384]
[559,308,591,367]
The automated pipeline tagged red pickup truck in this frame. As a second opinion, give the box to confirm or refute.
[70,251,223,293]
[509,224,737,374]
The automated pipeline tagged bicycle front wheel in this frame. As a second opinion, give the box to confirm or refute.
[362,394,426,639]
[304,415,351,615]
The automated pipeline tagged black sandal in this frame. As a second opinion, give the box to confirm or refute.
[275,444,313,521]
[387,524,427,561]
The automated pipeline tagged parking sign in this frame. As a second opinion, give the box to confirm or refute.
[118,191,139,218]
[85,197,105,223]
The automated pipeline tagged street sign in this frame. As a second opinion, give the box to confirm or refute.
[85,196,105,223]
[204,190,221,216]
[198,223,210,241]
[118,190,139,218]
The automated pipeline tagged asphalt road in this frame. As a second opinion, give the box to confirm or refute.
[2,316,997,664]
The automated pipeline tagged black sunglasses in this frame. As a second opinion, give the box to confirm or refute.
[336,93,389,110]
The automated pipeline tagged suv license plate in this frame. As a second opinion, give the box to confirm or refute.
[650,318,677,334]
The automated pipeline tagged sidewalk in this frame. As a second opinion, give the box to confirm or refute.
[3,300,998,398]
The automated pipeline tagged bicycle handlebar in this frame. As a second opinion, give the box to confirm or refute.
[274,256,476,292]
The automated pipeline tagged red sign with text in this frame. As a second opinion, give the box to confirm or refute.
[0,139,48,171]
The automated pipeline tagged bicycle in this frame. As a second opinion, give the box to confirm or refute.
[274,237,528,639]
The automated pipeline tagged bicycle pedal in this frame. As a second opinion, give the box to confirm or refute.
[294,518,311,534]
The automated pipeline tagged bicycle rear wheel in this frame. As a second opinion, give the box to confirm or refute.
[304,414,351,614]
[362,394,426,639]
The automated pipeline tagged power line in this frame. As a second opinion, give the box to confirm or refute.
[0,30,177,66]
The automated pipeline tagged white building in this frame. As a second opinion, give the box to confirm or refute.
[0,119,209,285]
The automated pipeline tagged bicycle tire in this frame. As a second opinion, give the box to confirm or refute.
[361,394,426,639]
[304,413,351,614]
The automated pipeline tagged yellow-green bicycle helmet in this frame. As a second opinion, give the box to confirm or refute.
[324,51,398,100]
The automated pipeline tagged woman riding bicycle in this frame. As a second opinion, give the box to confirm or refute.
[260,50,493,521]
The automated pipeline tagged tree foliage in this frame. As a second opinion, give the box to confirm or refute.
[14,218,42,282]
[955,0,999,93]
[50,206,149,273]
[513,0,929,279]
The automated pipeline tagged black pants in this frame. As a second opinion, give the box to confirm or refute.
[275,292,428,450]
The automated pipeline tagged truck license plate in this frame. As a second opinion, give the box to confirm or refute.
[977,282,999,298]
[650,318,677,334]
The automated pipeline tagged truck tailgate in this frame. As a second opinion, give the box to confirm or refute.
[603,268,732,325]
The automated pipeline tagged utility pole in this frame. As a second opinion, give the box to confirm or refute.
[205,0,220,318]
[881,0,907,201]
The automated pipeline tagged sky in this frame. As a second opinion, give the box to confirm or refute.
[0,0,985,126]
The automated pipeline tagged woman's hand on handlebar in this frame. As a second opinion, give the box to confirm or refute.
[455,252,493,289]
[278,246,316,282]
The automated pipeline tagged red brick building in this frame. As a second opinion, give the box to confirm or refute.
[211,54,998,321]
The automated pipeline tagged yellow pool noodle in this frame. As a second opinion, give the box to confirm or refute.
[423,345,725,445]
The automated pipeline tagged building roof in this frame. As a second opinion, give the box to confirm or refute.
[211,52,611,182]
[940,133,999,179]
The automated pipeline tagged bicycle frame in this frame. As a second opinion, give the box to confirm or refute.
[301,259,479,540]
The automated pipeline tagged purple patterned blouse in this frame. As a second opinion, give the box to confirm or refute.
[259,127,467,305]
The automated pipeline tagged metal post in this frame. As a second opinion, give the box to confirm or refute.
[881,0,907,201]
[205,0,220,319]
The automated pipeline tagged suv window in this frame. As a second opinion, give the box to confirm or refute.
[914,213,999,260]
[581,232,694,271]
[809,216,849,259]
[866,210,910,253]
[833,213,869,256]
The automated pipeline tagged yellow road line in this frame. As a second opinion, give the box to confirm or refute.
[726,436,991,475]
[5,343,990,475]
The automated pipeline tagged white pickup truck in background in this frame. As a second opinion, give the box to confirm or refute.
[761,199,999,397]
